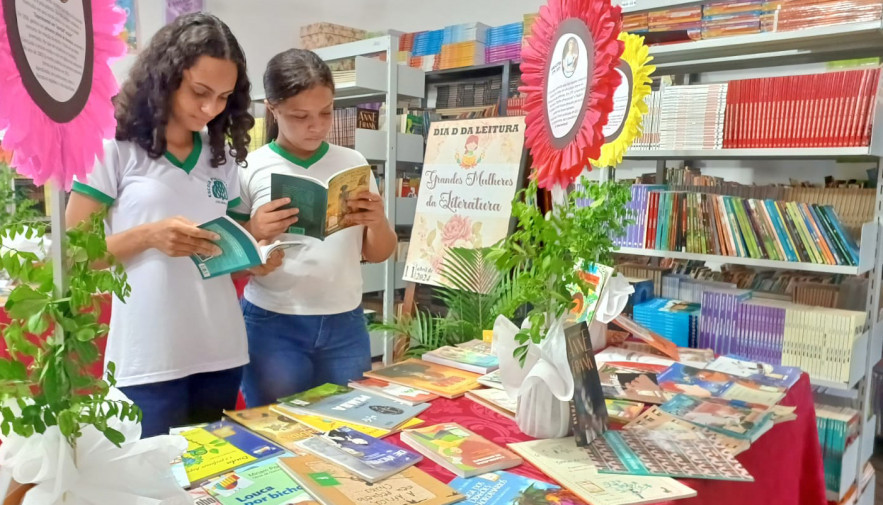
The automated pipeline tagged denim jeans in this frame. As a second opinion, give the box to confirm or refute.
[240,299,372,407]
[120,366,243,438]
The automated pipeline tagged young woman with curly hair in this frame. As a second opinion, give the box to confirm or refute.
[66,13,281,437]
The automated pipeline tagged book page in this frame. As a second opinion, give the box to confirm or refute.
[325,165,373,236]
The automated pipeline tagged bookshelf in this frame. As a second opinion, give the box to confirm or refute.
[616,26,883,505]
[424,59,520,116]
[313,36,426,363]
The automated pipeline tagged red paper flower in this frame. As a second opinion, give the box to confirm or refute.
[0,0,127,190]
[520,0,624,189]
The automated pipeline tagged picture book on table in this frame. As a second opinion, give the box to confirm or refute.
[477,370,504,390]
[269,405,425,438]
[705,355,802,389]
[271,164,373,240]
[449,471,588,505]
[626,406,751,456]
[278,454,465,505]
[348,377,439,405]
[422,345,499,374]
[457,339,492,354]
[365,359,481,398]
[181,419,285,485]
[659,394,774,441]
[563,320,608,446]
[605,399,645,424]
[296,426,422,483]
[657,363,785,408]
[190,216,301,279]
[400,423,522,478]
[507,438,698,505]
[598,362,668,405]
[465,388,516,419]
[201,457,312,505]
[277,383,430,430]
[585,429,755,482]
[224,405,317,451]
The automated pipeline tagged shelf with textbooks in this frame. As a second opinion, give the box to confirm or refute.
[826,437,861,503]
[808,331,870,391]
[624,147,881,161]
[356,128,424,163]
[423,59,520,116]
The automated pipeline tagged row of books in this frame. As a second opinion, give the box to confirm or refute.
[621,186,862,266]
[699,288,866,383]
[817,403,861,493]
[485,22,523,64]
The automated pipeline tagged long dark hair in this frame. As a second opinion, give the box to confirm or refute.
[114,13,254,167]
[263,49,335,141]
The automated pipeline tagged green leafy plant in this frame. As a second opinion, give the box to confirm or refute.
[370,246,517,357]
[488,177,631,363]
[0,162,137,447]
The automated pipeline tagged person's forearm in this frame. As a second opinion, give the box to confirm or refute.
[362,223,397,263]
[103,223,156,266]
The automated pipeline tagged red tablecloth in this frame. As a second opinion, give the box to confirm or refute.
[386,373,827,505]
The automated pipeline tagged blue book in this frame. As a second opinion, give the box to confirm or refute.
[295,426,422,483]
[278,383,430,430]
[449,471,585,505]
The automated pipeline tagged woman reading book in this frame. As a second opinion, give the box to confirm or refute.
[230,49,397,407]
[65,14,282,437]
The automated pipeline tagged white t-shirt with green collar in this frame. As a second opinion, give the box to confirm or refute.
[230,141,379,315]
[72,132,249,388]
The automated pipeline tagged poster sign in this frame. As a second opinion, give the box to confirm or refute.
[403,117,526,286]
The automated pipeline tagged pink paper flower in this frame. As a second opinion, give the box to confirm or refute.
[0,0,127,190]
[441,215,473,247]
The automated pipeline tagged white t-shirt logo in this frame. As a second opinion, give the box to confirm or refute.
[207,178,228,203]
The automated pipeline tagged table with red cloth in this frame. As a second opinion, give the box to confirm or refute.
[385,373,827,505]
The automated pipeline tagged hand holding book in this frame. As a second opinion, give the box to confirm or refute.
[344,189,387,229]
[245,197,300,241]
[146,216,222,258]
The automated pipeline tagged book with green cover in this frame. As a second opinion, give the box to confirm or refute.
[202,457,312,505]
[271,164,373,241]
[277,383,429,430]
[190,216,299,279]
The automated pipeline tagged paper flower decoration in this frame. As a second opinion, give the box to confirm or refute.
[591,33,655,169]
[520,0,624,189]
[0,0,127,190]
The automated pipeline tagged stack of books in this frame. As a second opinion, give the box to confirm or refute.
[485,22,523,63]
[439,41,486,69]
[633,89,664,150]
[634,298,701,348]
[442,22,489,45]
[659,84,729,150]
[702,0,763,39]
[661,274,737,304]
[421,342,499,374]
[762,0,883,32]
[649,5,703,40]
[816,403,861,493]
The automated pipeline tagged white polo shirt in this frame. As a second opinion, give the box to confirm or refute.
[72,133,249,387]
[230,141,378,315]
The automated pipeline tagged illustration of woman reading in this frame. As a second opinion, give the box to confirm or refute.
[455,135,485,169]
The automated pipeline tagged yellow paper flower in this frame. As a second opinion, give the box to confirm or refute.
[590,33,655,169]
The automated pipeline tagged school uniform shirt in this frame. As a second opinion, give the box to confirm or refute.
[230,141,379,316]
[72,132,249,388]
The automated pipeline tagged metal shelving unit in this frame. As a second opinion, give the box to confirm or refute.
[314,36,426,364]
[613,21,883,503]
[424,60,519,116]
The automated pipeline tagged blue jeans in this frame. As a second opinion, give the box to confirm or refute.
[240,299,372,407]
[119,367,243,438]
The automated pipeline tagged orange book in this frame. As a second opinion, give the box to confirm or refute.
[365,359,480,399]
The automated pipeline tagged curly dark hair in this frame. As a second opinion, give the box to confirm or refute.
[114,13,254,167]
[263,49,335,142]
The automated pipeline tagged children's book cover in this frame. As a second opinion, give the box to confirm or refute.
[569,262,614,325]
[625,406,751,456]
[659,394,774,441]
[400,423,522,478]
[278,383,429,430]
[202,457,313,505]
[465,388,517,418]
[296,427,422,482]
[598,363,668,405]
[422,345,499,374]
[706,355,801,389]
[278,455,464,505]
[348,378,439,405]
[365,359,481,398]
[270,405,424,438]
[585,429,755,481]
[224,405,317,451]
[182,419,284,485]
[449,471,588,505]
[605,399,645,424]
[456,339,493,354]
[657,363,784,407]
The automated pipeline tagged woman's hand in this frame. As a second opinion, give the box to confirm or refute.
[246,198,300,242]
[345,191,388,229]
[146,216,221,257]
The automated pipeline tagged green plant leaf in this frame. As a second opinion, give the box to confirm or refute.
[6,286,49,320]
[103,427,125,447]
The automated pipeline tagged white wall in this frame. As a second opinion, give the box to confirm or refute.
[111,1,165,83]
[207,0,545,97]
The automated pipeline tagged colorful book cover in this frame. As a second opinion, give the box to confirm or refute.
[348,378,439,405]
[563,321,608,447]
[422,345,499,374]
[477,370,504,390]
[626,406,751,456]
[598,363,668,405]
[278,455,465,505]
[585,429,754,482]
[705,355,801,389]
[224,405,317,451]
[278,383,430,430]
[465,388,516,419]
[658,363,784,408]
[271,406,424,438]
[450,471,588,505]
[659,394,774,441]
[605,399,644,424]
[270,165,373,240]
[507,438,698,505]
[569,262,614,324]
[611,314,680,360]
[365,359,481,398]
[456,339,492,354]
[189,487,221,505]
[401,423,522,478]
[182,419,285,485]
[191,216,297,279]
[296,426,422,483]
[202,457,312,505]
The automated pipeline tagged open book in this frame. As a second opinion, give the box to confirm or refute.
[190,216,299,279]
[271,164,373,240]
